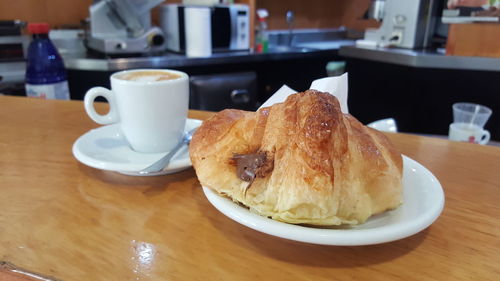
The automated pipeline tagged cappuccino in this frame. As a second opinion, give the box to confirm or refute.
[84,68,189,153]
[117,70,181,82]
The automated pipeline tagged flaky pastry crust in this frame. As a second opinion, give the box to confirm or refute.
[190,90,403,226]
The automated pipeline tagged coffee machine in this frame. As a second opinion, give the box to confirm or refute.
[86,0,166,54]
[359,0,440,49]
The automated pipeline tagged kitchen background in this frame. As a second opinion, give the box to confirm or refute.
[0,0,378,32]
[1,0,499,141]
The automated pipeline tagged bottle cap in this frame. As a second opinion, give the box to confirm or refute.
[28,23,50,34]
[256,9,269,19]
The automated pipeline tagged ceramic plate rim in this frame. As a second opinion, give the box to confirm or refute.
[72,118,202,173]
[202,155,445,246]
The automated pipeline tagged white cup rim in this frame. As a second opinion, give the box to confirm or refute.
[452,102,492,116]
[110,69,188,85]
[450,122,485,130]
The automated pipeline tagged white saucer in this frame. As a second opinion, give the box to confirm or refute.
[203,155,444,246]
[72,119,202,176]
[367,118,398,133]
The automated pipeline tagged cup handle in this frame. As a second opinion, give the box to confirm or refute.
[479,130,491,145]
[84,87,119,125]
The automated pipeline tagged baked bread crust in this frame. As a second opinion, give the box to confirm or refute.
[190,90,403,226]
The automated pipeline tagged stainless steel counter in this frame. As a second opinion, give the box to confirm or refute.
[62,47,342,72]
[66,44,500,73]
[0,61,25,83]
[62,28,355,72]
[339,45,500,72]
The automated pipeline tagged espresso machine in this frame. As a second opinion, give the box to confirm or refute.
[359,0,440,49]
[86,0,166,54]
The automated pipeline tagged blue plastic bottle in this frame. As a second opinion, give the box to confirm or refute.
[25,22,70,100]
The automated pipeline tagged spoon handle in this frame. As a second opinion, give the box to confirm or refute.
[139,139,186,174]
[139,127,197,175]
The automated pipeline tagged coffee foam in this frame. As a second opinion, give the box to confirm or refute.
[118,71,181,82]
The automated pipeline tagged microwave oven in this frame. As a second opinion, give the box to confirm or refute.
[160,4,250,53]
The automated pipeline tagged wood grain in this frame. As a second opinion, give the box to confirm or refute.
[446,23,500,58]
[255,0,379,31]
[0,0,92,28]
[4,0,378,34]
[0,96,499,281]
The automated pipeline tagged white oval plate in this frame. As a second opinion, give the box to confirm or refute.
[72,118,202,176]
[202,155,444,246]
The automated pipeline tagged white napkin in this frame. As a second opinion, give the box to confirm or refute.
[259,73,349,113]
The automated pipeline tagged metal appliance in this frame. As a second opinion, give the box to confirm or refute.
[189,72,258,111]
[0,20,29,96]
[360,0,440,49]
[366,0,385,21]
[160,4,250,53]
[86,0,166,54]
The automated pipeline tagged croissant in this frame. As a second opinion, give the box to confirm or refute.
[190,90,403,226]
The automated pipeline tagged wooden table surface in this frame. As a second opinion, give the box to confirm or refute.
[0,96,499,281]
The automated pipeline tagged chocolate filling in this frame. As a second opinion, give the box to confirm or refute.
[232,153,267,182]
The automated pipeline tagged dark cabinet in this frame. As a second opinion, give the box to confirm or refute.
[345,58,500,141]
[189,71,258,111]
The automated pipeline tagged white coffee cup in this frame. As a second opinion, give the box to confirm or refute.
[84,69,189,153]
[448,122,490,145]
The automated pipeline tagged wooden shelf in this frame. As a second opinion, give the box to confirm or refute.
[446,23,500,58]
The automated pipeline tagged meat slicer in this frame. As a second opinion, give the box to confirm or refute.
[86,0,165,54]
